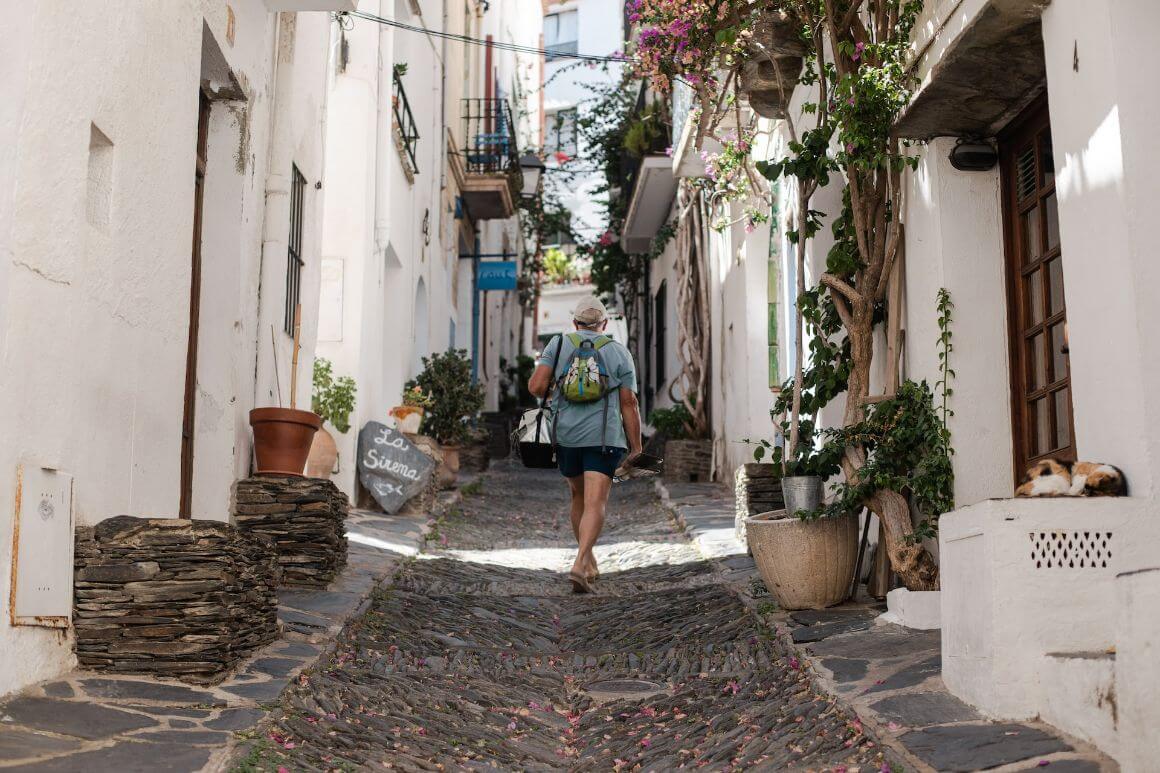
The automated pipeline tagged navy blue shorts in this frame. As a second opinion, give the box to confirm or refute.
[557,446,627,479]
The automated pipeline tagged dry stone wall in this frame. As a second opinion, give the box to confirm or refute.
[233,476,348,588]
[73,516,279,684]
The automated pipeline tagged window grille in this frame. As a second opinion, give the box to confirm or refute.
[393,70,420,174]
[284,164,306,335]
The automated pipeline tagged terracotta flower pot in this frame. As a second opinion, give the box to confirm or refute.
[250,407,322,476]
[745,511,858,610]
[390,405,424,434]
[305,426,338,479]
[440,444,461,474]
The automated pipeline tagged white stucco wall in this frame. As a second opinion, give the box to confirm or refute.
[0,1,331,698]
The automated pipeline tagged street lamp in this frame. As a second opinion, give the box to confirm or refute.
[519,153,545,199]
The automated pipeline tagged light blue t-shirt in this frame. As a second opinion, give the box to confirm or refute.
[537,331,638,449]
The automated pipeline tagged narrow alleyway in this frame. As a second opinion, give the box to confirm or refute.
[240,464,893,771]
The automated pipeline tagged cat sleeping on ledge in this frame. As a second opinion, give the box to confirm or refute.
[1015,459,1127,498]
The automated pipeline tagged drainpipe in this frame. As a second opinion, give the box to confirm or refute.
[471,235,481,383]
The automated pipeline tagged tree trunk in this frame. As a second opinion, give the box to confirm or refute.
[840,292,941,591]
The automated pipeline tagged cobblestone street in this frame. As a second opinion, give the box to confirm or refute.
[239,465,893,771]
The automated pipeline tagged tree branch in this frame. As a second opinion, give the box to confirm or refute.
[820,272,864,306]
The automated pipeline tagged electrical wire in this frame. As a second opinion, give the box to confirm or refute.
[341,10,631,64]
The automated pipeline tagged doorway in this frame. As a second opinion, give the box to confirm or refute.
[1000,97,1075,480]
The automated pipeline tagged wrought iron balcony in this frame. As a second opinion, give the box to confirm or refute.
[457,98,521,220]
[392,71,419,176]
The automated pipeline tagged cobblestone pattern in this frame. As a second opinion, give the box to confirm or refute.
[237,464,896,771]
[73,516,280,684]
[663,439,714,483]
[659,478,1118,773]
[233,476,349,588]
[0,505,434,771]
[734,463,784,543]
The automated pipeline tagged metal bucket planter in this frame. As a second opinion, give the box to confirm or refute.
[782,475,823,515]
[745,510,858,610]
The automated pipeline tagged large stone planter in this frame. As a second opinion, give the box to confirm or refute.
[233,476,348,588]
[745,511,858,610]
[734,463,784,544]
[663,439,713,482]
[74,516,279,684]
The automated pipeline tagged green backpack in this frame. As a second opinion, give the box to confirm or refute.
[559,333,612,403]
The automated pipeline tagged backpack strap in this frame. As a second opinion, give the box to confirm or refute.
[592,335,613,350]
[566,332,583,348]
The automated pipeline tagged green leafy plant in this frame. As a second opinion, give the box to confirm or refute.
[647,402,694,440]
[311,358,357,433]
[406,349,485,445]
[542,247,579,285]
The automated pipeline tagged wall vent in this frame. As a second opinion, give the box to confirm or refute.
[1030,530,1113,570]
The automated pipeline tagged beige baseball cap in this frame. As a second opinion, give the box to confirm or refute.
[571,294,608,325]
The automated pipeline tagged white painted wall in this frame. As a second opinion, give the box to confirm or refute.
[0,1,332,698]
[317,0,541,496]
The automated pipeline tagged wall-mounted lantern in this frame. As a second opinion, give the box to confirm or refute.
[949,138,998,171]
[519,153,545,199]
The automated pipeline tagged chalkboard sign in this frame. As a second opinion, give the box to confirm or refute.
[357,422,436,514]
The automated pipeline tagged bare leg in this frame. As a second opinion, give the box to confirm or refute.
[571,471,612,577]
[566,475,599,577]
[566,476,585,543]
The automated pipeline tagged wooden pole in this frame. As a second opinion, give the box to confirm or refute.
[289,303,302,410]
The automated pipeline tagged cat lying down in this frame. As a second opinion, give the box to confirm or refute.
[1015,459,1127,497]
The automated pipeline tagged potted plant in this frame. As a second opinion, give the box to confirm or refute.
[744,401,855,610]
[406,349,484,475]
[250,306,321,476]
[307,358,357,479]
[391,385,431,434]
[649,401,713,482]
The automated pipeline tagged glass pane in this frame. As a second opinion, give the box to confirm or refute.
[1021,207,1041,262]
[1026,269,1044,325]
[1054,387,1072,451]
[1040,131,1055,187]
[1030,397,1050,456]
[1045,192,1060,251]
[1028,333,1046,390]
[1050,322,1068,383]
[1047,257,1064,315]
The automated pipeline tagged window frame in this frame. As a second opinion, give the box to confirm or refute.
[543,10,578,60]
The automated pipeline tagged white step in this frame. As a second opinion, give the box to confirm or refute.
[1040,650,1118,757]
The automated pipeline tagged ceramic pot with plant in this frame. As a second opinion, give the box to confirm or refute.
[251,306,322,476]
[306,357,357,479]
[391,385,431,435]
[406,349,484,481]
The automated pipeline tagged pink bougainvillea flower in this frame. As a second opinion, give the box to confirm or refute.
[788,656,800,669]
[554,151,571,165]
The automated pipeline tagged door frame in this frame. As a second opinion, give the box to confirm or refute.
[998,94,1076,483]
[179,90,211,519]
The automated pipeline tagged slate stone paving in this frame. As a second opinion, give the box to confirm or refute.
[660,478,1117,772]
[237,465,895,771]
[0,503,432,771]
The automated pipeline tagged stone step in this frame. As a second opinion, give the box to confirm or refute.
[1039,649,1117,757]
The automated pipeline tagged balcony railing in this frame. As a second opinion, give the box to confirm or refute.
[463,98,520,176]
[393,71,419,175]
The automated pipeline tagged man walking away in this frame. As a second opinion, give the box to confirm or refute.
[528,295,642,593]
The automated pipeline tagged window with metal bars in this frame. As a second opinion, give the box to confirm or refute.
[393,70,420,174]
[284,164,306,335]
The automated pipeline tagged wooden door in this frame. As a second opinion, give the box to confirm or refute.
[179,91,210,519]
[1001,98,1075,481]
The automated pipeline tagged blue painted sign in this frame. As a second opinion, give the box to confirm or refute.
[476,260,518,291]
